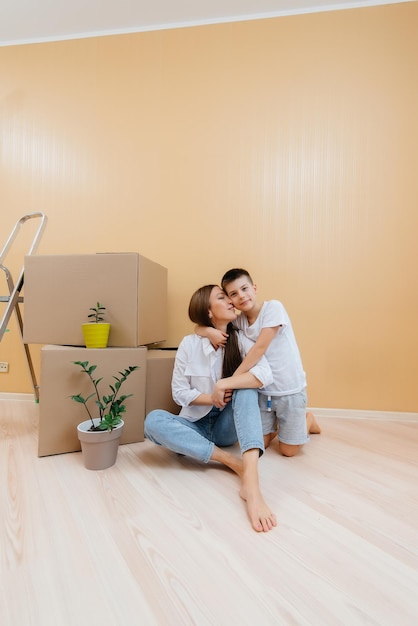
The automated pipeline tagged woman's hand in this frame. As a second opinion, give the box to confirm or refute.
[211,382,233,408]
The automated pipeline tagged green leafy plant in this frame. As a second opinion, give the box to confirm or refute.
[70,360,139,431]
[87,302,106,323]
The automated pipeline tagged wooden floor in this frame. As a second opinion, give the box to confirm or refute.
[1,398,417,626]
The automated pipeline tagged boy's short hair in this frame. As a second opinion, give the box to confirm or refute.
[221,268,253,289]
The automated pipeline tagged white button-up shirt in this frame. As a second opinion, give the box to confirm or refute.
[172,333,273,421]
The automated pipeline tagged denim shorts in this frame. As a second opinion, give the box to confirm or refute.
[258,390,310,445]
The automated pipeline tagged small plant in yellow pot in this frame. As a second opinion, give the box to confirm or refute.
[82,302,110,348]
[70,360,139,470]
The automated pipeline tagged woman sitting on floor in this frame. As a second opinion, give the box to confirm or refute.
[144,284,277,532]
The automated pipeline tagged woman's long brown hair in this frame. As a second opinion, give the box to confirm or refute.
[188,285,242,378]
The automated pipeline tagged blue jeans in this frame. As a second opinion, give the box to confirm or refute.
[144,388,265,463]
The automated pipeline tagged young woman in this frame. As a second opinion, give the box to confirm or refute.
[144,285,277,532]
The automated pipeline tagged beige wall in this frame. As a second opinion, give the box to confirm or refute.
[1,2,417,411]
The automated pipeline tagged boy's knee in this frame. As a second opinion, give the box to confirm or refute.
[263,432,277,449]
[278,442,301,457]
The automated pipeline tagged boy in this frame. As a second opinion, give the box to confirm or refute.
[203,268,320,457]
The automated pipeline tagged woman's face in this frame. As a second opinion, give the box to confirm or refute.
[208,286,236,326]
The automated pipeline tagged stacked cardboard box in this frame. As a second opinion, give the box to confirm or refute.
[23,253,175,457]
[39,345,148,456]
[145,349,179,416]
[24,253,167,347]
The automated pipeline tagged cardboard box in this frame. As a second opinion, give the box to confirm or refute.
[145,349,180,415]
[38,345,147,456]
[23,253,167,347]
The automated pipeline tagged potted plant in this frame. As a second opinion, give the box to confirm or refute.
[81,302,110,348]
[70,360,139,470]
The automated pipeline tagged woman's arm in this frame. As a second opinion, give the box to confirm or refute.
[190,393,215,406]
[171,338,205,408]
[171,335,224,410]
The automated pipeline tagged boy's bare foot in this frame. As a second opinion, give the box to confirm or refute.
[240,485,277,532]
[307,411,321,434]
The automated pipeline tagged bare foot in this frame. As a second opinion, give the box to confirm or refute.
[240,486,277,532]
[307,411,321,434]
[212,447,276,531]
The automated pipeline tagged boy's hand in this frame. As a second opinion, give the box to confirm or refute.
[207,327,228,349]
[196,325,228,348]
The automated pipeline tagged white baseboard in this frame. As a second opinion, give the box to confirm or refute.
[0,392,36,402]
[309,407,418,422]
[0,394,417,421]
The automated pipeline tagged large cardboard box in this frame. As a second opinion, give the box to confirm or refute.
[38,345,147,457]
[145,349,179,416]
[23,253,167,347]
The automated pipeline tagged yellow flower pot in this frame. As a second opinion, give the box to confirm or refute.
[82,323,110,349]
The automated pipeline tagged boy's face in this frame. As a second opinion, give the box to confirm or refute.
[223,276,257,313]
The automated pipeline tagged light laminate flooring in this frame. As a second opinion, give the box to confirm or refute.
[1,398,417,625]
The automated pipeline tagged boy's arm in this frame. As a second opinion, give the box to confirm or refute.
[234,326,280,375]
[211,349,274,407]
[211,372,264,408]
[195,325,228,348]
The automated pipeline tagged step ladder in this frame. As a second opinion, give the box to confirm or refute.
[0,212,48,401]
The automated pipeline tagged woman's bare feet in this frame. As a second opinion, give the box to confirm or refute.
[240,449,277,532]
[211,447,276,532]
[240,485,277,532]
[307,411,321,434]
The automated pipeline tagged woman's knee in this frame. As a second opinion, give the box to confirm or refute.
[233,388,258,409]
[234,388,258,400]
[144,409,166,438]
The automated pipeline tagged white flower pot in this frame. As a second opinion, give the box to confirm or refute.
[77,418,124,470]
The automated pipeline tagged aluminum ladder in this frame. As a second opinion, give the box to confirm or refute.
[0,212,48,401]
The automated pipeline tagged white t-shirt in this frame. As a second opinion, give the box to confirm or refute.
[235,300,306,396]
[172,332,273,421]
